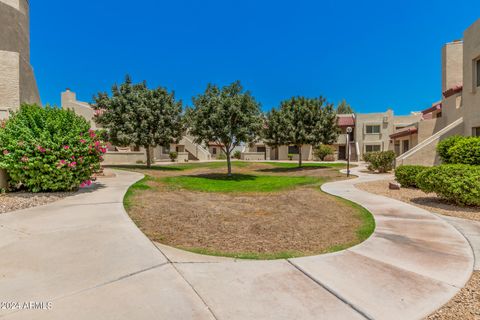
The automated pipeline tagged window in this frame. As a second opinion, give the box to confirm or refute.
[212,147,217,155]
[473,127,480,137]
[477,59,480,87]
[402,140,410,153]
[257,146,266,153]
[365,145,381,153]
[366,125,381,134]
[288,146,299,154]
[436,111,442,118]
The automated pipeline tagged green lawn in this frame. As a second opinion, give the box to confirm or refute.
[162,174,321,192]
[262,162,349,169]
[108,161,250,172]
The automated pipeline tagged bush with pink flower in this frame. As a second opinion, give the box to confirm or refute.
[0,104,106,192]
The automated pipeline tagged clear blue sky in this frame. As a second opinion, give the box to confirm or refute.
[31,1,479,114]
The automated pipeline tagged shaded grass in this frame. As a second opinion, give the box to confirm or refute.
[109,161,250,172]
[263,162,350,169]
[162,173,322,193]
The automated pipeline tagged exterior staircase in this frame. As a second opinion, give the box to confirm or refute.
[180,135,211,161]
[396,117,464,166]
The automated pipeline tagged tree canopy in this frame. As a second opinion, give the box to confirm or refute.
[263,96,339,167]
[93,75,184,167]
[336,99,354,114]
[187,81,262,175]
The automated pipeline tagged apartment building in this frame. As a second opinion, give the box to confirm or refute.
[396,18,480,166]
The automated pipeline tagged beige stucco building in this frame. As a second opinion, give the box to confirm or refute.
[0,0,40,187]
[396,18,480,166]
[0,0,40,119]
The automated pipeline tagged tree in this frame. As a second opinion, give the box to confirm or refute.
[264,97,339,167]
[262,109,284,160]
[93,75,184,167]
[336,99,354,114]
[187,81,262,176]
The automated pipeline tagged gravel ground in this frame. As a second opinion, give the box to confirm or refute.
[356,180,480,221]
[0,192,72,214]
[426,272,480,320]
[355,180,480,319]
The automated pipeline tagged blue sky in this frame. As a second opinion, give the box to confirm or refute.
[31,1,479,114]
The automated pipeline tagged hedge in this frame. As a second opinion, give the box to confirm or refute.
[394,165,428,188]
[364,151,396,173]
[416,164,480,206]
[0,104,106,192]
[448,138,480,165]
[437,136,480,165]
[437,135,464,164]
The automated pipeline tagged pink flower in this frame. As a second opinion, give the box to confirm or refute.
[21,156,29,163]
[71,155,75,159]
[2,150,9,155]
[80,139,86,144]
[37,146,46,153]
[86,180,92,186]
[68,161,77,168]
[79,182,86,188]
[94,141,101,147]
[64,145,70,150]
[59,159,66,165]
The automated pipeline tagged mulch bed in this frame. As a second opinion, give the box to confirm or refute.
[0,192,72,214]
[356,180,480,221]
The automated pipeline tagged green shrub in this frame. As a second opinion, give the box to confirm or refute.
[233,150,242,159]
[217,153,227,160]
[364,151,396,173]
[416,164,480,206]
[169,151,178,162]
[0,104,106,192]
[437,135,464,164]
[395,165,428,188]
[314,144,335,161]
[448,137,480,165]
[288,153,294,161]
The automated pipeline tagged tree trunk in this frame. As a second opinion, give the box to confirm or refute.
[146,146,152,168]
[298,145,303,167]
[226,152,232,176]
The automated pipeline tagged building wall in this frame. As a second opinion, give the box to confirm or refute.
[355,110,394,159]
[462,19,480,136]
[0,0,40,113]
[61,90,99,129]
[442,41,464,93]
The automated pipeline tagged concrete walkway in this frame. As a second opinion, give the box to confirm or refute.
[0,167,474,320]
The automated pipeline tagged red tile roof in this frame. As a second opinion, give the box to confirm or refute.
[390,126,418,139]
[443,85,463,98]
[421,103,442,115]
[337,116,355,127]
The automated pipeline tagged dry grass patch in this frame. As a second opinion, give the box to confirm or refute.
[123,162,374,259]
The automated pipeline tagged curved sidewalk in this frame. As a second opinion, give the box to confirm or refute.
[0,167,474,320]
